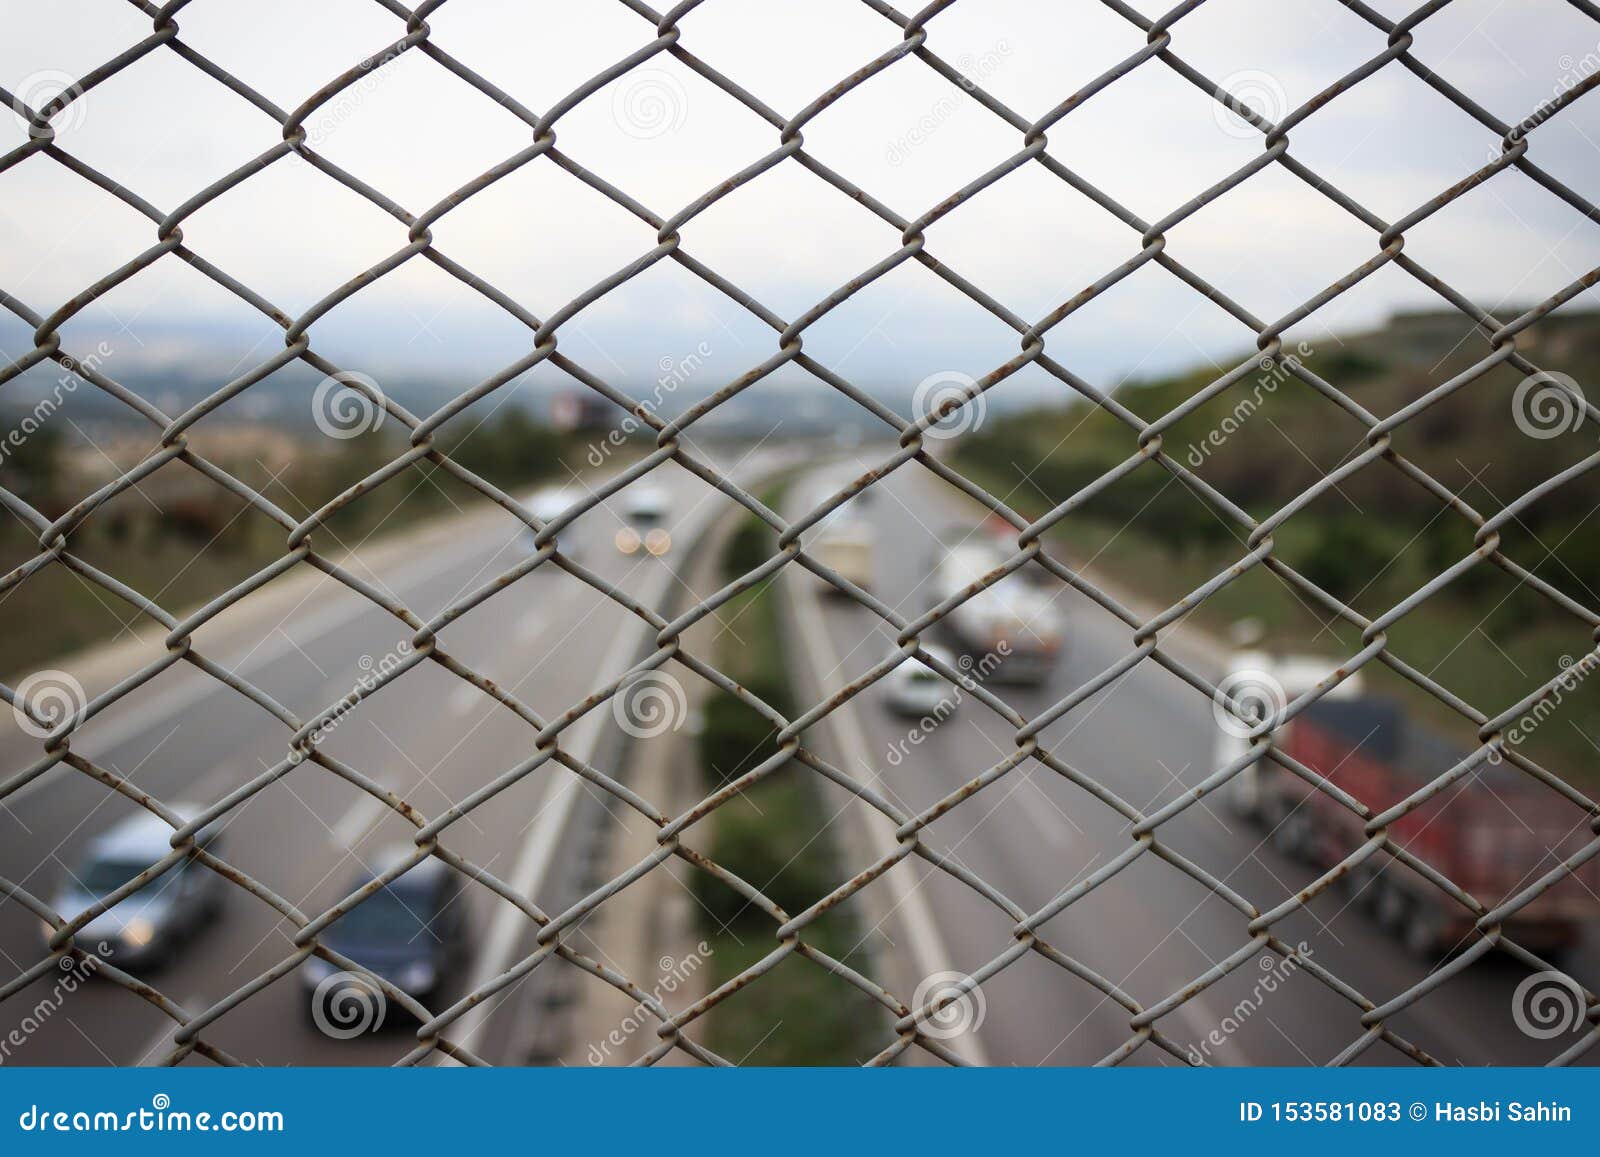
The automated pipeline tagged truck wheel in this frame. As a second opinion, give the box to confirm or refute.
[1346,860,1383,912]
[1375,877,1412,933]
[1270,807,1311,861]
[1402,906,1445,960]
[1223,769,1261,822]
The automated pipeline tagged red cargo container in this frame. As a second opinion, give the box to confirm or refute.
[1262,698,1599,958]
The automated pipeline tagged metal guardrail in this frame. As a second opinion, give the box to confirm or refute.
[2,0,1600,1067]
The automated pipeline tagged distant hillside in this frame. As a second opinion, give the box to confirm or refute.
[958,309,1600,623]
[954,309,1600,769]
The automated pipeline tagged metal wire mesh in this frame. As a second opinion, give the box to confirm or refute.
[2,0,1600,1068]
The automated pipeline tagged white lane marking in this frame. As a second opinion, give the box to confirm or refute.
[450,445,802,1055]
[323,579,596,855]
[449,682,481,717]
[330,791,392,852]
[1016,777,1074,853]
[3,510,532,807]
[787,551,992,1067]
[451,504,724,1056]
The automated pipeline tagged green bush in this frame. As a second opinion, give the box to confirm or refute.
[689,766,839,928]
[441,406,568,487]
[701,939,879,1065]
[1290,516,1394,605]
[723,514,778,580]
[698,684,787,793]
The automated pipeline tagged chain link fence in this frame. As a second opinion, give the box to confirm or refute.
[2,0,1600,1067]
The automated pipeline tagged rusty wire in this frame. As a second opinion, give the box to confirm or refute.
[2,0,1600,1068]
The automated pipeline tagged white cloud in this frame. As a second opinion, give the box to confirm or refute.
[2,0,1597,395]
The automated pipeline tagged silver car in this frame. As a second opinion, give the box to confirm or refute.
[882,644,959,718]
[48,804,227,970]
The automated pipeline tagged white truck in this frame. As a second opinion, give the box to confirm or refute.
[929,535,1063,685]
[1214,644,1365,820]
[809,504,875,593]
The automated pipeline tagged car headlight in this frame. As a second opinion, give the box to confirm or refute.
[398,962,437,993]
[644,528,671,555]
[120,917,155,949]
[615,528,641,554]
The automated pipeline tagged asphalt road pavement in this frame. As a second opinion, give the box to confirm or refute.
[5,438,1592,1069]
[785,452,1600,1067]
[0,444,790,1065]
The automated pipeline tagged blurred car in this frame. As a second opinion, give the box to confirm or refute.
[929,534,1063,684]
[301,851,469,1023]
[48,804,226,969]
[525,487,583,560]
[621,484,668,527]
[531,486,576,523]
[616,485,672,555]
[1214,647,1364,820]
[883,645,957,718]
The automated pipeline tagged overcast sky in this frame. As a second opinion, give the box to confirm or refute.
[4,0,1600,412]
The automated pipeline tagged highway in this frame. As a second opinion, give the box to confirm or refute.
[785,452,1600,1067]
[0,444,790,1065]
[2,438,1593,1068]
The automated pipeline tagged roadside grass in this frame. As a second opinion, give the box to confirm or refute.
[692,495,888,1064]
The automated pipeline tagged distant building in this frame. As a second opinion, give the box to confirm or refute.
[549,391,614,432]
